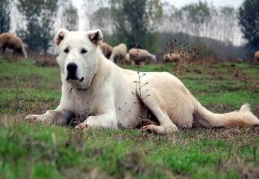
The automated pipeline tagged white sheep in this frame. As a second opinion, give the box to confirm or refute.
[100,42,113,59]
[128,48,156,65]
[254,50,259,62]
[109,43,127,64]
[163,53,180,63]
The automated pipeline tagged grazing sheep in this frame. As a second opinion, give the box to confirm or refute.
[163,53,180,63]
[0,33,27,58]
[128,48,156,65]
[100,42,113,59]
[124,53,132,65]
[109,43,127,64]
[254,50,259,62]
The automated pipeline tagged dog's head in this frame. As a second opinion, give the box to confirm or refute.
[54,29,103,89]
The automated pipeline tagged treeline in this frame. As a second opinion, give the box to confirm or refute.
[1,0,78,56]
[1,0,258,61]
[86,0,258,60]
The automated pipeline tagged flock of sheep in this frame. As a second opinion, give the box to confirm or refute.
[101,42,158,65]
[0,32,177,64]
[100,41,191,65]
[1,32,259,64]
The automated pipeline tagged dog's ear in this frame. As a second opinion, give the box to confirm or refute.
[87,29,103,46]
[54,29,69,46]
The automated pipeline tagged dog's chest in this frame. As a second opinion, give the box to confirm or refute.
[67,89,97,116]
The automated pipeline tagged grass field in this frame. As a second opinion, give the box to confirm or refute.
[0,57,259,178]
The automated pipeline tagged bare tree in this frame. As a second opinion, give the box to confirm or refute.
[16,0,58,55]
[89,7,113,35]
[60,1,79,31]
[181,1,211,37]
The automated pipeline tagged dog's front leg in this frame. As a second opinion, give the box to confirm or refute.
[25,109,74,125]
[75,111,117,130]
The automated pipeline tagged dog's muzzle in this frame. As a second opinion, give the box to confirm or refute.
[66,62,84,82]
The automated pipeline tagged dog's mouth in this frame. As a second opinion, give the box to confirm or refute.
[66,75,84,83]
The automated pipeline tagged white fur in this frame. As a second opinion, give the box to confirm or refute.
[25,29,259,134]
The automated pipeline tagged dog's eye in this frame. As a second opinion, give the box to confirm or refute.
[64,48,69,54]
[81,49,87,54]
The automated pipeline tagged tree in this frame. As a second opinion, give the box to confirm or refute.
[238,0,259,51]
[60,1,79,31]
[83,0,106,32]
[89,7,113,36]
[111,0,147,48]
[110,0,163,51]
[181,1,211,37]
[40,1,59,54]
[17,0,58,54]
[17,1,42,52]
[0,0,11,33]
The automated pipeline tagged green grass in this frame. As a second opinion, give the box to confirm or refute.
[0,58,60,114]
[0,57,259,178]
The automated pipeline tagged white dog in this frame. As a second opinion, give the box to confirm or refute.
[25,29,259,134]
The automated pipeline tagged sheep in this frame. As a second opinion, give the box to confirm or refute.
[124,53,132,65]
[100,42,113,59]
[109,43,127,64]
[128,48,156,65]
[254,50,259,63]
[0,33,27,58]
[163,53,180,63]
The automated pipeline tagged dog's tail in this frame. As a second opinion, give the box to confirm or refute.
[193,101,259,128]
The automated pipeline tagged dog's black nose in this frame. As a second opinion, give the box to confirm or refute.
[67,62,77,72]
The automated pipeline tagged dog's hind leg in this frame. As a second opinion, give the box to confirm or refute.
[138,90,179,134]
